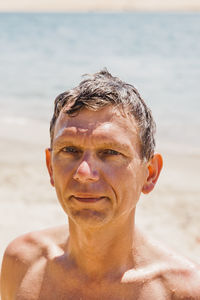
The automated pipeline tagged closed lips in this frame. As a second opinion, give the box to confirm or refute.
[72,195,105,202]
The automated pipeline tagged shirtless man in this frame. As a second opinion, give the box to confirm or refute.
[1,70,200,299]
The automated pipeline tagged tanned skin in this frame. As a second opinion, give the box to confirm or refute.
[1,106,200,300]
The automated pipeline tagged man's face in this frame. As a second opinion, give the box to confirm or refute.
[46,105,149,228]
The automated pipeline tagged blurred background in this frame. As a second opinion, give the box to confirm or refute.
[0,0,200,265]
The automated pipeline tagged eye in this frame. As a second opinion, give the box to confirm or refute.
[61,146,80,154]
[101,149,120,156]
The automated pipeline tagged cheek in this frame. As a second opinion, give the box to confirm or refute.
[103,162,125,186]
[104,159,142,183]
[52,158,74,188]
[128,161,146,192]
[110,160,146,204]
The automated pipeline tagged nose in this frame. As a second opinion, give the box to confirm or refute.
[73,159,99,183]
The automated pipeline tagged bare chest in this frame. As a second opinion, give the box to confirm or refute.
[16,263,169,300]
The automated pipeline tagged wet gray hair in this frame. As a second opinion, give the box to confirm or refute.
[50,69,156,161]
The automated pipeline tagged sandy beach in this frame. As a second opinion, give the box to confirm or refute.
[0,118,200,266]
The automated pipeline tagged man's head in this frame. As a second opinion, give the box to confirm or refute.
[50,69,156,162]
[46,70,162,228]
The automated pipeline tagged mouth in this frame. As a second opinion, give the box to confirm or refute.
[71,195,106,203]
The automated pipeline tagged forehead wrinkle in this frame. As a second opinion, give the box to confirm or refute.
[54,125,94,143]
[56,111,101,130]
[53,125,104,149]
[54,118,102,145]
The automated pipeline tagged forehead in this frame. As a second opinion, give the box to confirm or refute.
[53,106,140,146]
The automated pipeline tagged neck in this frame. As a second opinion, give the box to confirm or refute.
[67,211,138,280]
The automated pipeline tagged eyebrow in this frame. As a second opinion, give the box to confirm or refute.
[52,136,133,154]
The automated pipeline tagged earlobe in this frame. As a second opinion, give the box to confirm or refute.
[142,153,163,194]
[45,148,54,187]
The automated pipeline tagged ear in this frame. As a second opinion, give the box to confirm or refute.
[45,148,54,187]
[142,153,163,194]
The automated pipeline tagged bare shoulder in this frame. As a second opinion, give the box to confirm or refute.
[2,224,68,264]
[1,225,68,300]
[133,231,200,299]
[150,238,200,299]
[163,253,200,299]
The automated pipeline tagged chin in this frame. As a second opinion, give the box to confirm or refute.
[67,207,114,229]
[59,195,114,227]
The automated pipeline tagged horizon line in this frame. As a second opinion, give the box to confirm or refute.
[1,8,200,13]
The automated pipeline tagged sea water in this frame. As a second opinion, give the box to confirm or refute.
[0,12,200,152]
